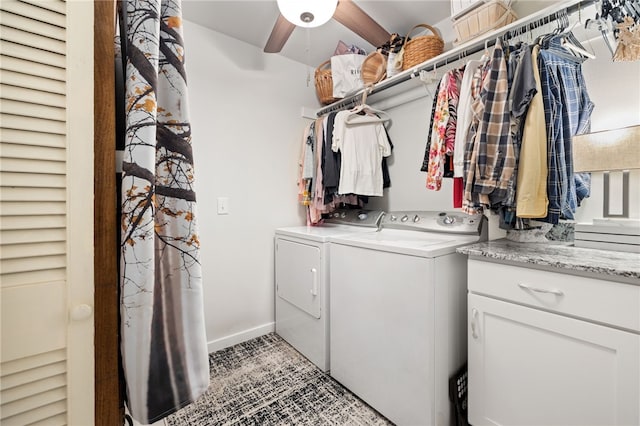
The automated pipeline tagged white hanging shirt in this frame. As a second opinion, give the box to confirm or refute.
[332,111,391,197]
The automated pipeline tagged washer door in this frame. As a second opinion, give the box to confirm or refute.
[276,239,322,319]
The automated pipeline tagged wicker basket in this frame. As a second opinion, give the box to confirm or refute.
[452,0,517,45]
[401,24,445,71]
[361,51,387,86]
[314,60,338,105]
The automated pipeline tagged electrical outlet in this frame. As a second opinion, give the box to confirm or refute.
[217,197,229,215]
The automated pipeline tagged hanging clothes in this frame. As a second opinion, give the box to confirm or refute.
[516,44,549,219]
[322,112,341,204]
[453,56,487,178]
[119,1,209,423]
[537,35,594,224]
[332,111,392,197]
[425,69,463,191]
[310,116,327,224]
[499,42,538,229]
[297,123,314,206]
[463,38,516,214]
[453,56,487,208]
[420,79,443,172]
[297,113,375,225]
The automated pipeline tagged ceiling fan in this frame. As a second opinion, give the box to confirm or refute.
[264,0,391,54]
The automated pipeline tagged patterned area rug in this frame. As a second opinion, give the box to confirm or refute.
[166,333,393,425]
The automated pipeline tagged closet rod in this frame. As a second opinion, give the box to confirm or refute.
[316,0,597,116]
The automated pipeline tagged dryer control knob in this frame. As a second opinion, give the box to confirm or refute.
[413,215,420,223]
[390,215,397,221]
[443,215,456,225]
[340,212,347,218]
[358,213,368,220]
[401,215,409,222]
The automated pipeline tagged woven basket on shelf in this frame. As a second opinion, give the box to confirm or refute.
[314,60,338,105]
[361,51,387,86]
[401,24,445,71]
[452,0,518,45]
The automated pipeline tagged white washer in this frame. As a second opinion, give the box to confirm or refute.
[274,209,383,372]
[329,211,486,426]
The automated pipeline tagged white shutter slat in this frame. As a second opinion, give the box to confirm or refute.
[0,349,65,377]
[0,242,66,260]
[0,187,66,202]
[0,26,65,55]
[0,11,65,41]
[1,269,66,287]
[1,56,65,82]
[1,143,66,162]
[0,399,66,426]
[1,375,66,404]
[18,0,66,15]
[0,99,66,122]
[0,2,65,28]
[1,215,66,230]
[0,387,66,418]
[0,70,66,95]
[0,40,65,69]
[0,201,65,216]
[1,254,66,274]
[0,228,65,245]
[28,413,67,426]
[0,172,66,188]
[1,84,66,108]
[1,113,66,134]
[0,158,66,175]
[0,128,65,148]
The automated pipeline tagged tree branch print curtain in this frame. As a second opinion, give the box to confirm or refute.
[119,0,208,422]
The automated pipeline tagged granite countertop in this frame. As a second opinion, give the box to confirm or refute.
[457,239,640,282]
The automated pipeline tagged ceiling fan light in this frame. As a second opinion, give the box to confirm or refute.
[277,0,338,28]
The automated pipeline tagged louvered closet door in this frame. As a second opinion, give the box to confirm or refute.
[0,1,94,425]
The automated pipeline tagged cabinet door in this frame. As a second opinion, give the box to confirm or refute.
[468,294,640,426]
[275,239,321,318]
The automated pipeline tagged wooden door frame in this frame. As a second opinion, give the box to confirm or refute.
[94,0,123,424]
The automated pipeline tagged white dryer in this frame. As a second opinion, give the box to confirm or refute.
[274,209,383,372]
[329,211,486,426]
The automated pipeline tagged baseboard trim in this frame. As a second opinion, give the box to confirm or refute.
[207,322,275,353]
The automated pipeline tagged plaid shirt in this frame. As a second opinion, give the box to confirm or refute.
[463,38,515,213]
[538,37,594,224]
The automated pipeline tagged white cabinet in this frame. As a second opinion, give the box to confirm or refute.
[467,260,640,426]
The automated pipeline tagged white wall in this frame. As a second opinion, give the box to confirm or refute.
[183,21,316,351]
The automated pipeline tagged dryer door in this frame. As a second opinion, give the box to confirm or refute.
[276,238,322,319]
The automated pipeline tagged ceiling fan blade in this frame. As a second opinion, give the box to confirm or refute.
[333,0,391,48]
[264,13,296,53]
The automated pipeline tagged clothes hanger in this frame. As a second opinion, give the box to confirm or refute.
[344,87,391,124]
[558,10,597,59]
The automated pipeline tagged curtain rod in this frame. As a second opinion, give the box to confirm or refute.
[316,0,598,116]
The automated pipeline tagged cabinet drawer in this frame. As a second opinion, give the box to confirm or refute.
[468,259,640,332]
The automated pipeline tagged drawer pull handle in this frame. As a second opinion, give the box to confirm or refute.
[518,283,564,296]
[310,268,318,296]
[471,308,479,339]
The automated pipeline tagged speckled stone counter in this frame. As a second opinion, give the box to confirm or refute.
[457,239,640,283]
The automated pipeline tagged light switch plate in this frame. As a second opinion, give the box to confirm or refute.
[217,197,229,215]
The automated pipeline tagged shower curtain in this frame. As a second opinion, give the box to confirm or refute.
[119,0,209,422]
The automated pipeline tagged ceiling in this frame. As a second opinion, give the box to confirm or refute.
[181,1,456,67]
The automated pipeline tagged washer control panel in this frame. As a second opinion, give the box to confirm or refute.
[323,209,385,227]
[382,211,484,234]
